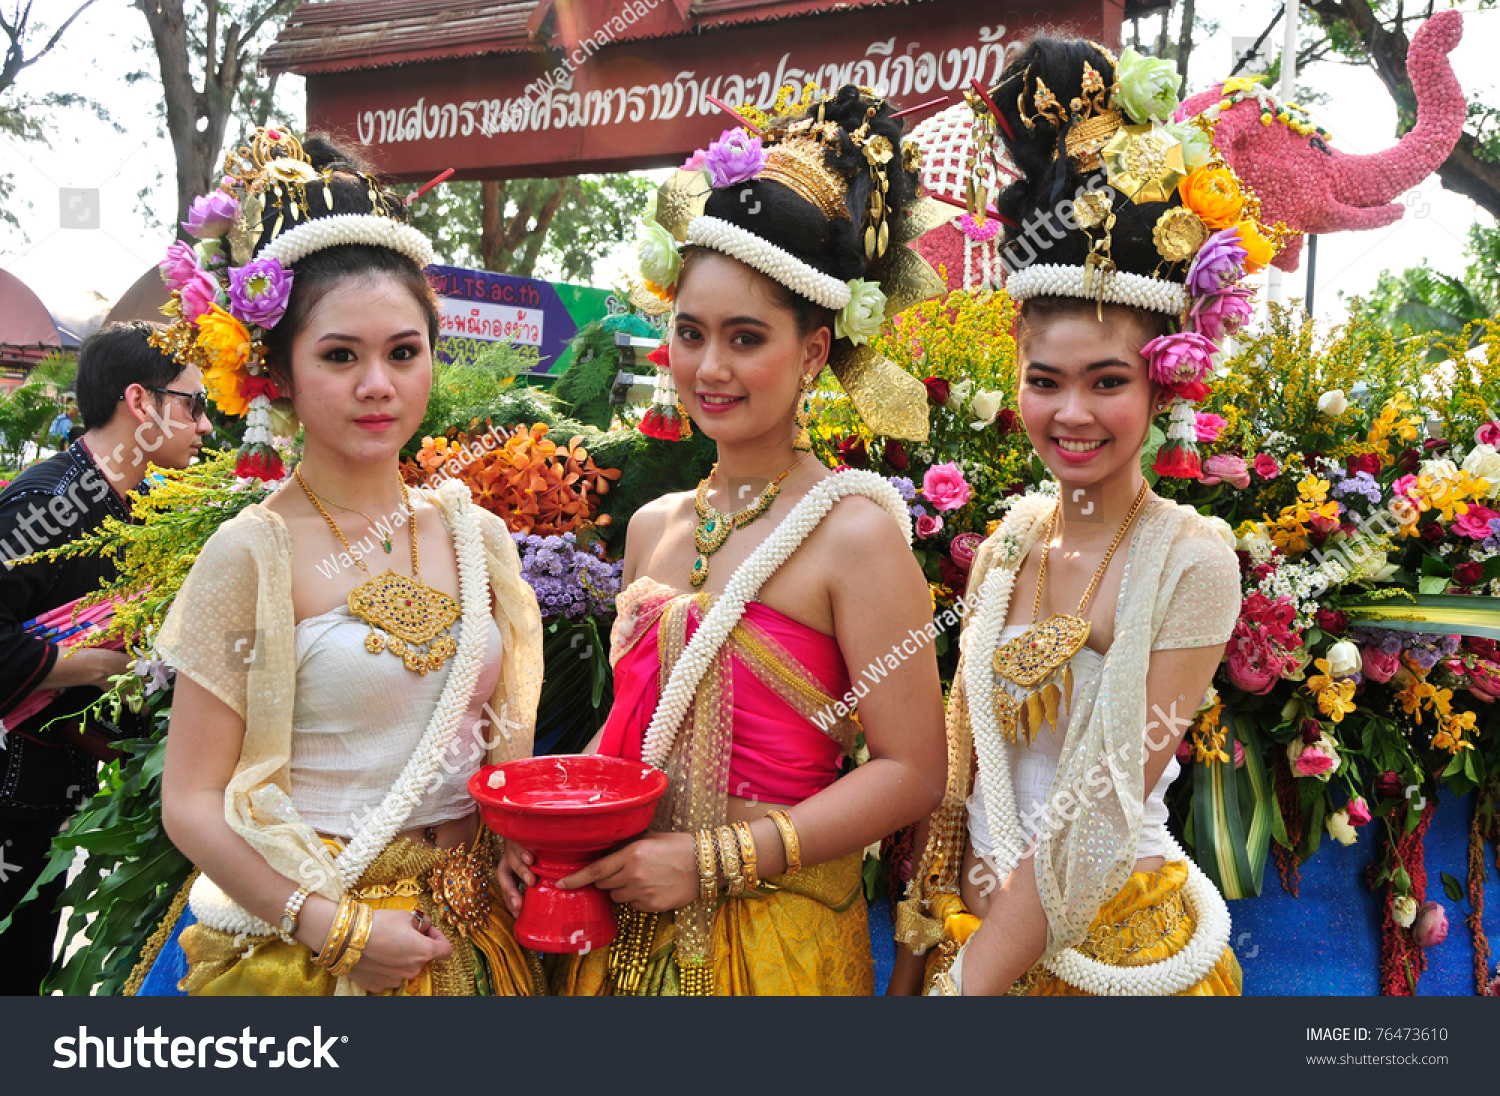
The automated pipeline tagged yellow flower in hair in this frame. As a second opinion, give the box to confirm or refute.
[197,303,252,372]
[201,359,248,417]
[1233,220,1276,273]
[1177,167,1244,231]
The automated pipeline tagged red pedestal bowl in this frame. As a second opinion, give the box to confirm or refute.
[469,754,668,954]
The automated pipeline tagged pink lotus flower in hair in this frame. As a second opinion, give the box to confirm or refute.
[703,129,766,189]
[181,189,240,239]
[159,241,202,292]
[178,267,223,324]
[1142,331,1216,393]
[1190,285,1256,343]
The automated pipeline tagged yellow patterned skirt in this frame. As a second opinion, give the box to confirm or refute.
[553,851,874,996]
[175,836,541,996]
[932,859,1242,996]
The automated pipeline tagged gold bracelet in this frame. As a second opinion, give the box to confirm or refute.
[715,824,745,897]
[327,900,373,978]
[695,828,719,902]
[732,820,760,890]
[314,894,358,969]
[767,809,801,875]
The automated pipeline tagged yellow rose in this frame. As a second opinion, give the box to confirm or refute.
[1178,167,1245,230]
[201,361,248,417]
[1233,221,1276,273]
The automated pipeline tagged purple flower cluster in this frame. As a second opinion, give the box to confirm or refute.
[888,475,926,519]
[513,532,623,620]
[1483,517,1500,554]
[1332,471,1382,506]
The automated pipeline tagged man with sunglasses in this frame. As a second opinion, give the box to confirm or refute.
[0,321,211,994]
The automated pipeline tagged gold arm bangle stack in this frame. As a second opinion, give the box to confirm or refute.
[715,825,745,897]
[766,809,802,875]
[695,828,720,902]
[314,894,358,969]
[731,821,760,890]
[327,899,374,978]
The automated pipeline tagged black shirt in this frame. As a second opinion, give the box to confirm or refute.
[0,440,136,817]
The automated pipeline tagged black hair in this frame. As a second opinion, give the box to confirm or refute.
[681,85,919,336]
[75,321,184,431]
[992,36,1189,286]
[257,133,440,385]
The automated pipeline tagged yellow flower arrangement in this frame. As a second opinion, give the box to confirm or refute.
[1431,710,1478,754]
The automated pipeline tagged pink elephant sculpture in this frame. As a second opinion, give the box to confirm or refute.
[1177,9,1466,272]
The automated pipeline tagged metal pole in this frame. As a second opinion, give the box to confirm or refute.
[1266,0,1300,311]
[1305,233,1317,316]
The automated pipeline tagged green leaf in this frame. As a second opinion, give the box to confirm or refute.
[1141,424,1166,487]
[1418,575,1451,595]
[1441,871,1464,903]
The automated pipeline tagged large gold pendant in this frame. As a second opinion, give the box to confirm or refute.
[349,571,461,677]
[991,613,1090,745]
[427,840,495,939]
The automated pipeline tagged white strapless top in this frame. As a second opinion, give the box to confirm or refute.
[288,605,504,837]
[967,624,1180,864]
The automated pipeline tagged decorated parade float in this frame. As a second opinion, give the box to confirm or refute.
[5,9,1498,996]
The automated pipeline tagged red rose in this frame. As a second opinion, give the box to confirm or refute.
[1374,771,1404,800]
[837,435,869,468]
[1423,437,1451,455]
[938,556,967,594]
[1464,637,1500,660]
[1420,522,1446,545]
[1396,448,1420,474]
[1300,718,1323,744]
[1454,560,1484,586]
[884,438,909,471]
[994,408,1021,435]
[1346,453,1382,477]
[923,376,950,406]
[1314,608,1348,634]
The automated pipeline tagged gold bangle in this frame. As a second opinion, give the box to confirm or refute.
[715,825,745,897]
[695,828,719,902]
[327,900,373,978]
[767,809,801,875]
[732,820,759,891]
[314,894,358,969]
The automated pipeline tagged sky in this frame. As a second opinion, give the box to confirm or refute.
[1,1,1496,335]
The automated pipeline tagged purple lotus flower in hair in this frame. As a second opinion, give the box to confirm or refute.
[1186,226,1249,296]
[703,128,766,189]
[228,258,293,329]
[1141,330,1217,389]
[181,189,240,240]
[159,240,202,292]
[1190,285,1256,343]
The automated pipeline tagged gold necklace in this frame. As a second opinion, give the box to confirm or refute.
[990,480,1149,744]
[690,453,809,589]
[295,465,460,676]
[318,492,395,553]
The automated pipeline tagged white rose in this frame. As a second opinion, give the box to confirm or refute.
[1317,389,1349,417]
[834,278,887,347]
[1327,639,1361,677]
[636,216,681,289]
[946,379,974,413]
[1238,524,1274,562]
[969,388,1005,430]
[1203,515,1237,551]
[1419,458,1459,486]
[1284,645,1312,682]
[1393,895,1418,929]
[1325,809,1358,847]
[1461,443,1500,497]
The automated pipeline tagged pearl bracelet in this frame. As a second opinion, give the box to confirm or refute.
[278,886,311,946]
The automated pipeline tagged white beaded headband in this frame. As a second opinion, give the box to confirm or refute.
[686,215,852,310]
[256,213,437,269]
[1006,263,1186,316]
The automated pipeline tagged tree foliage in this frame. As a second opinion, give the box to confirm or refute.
[1349,222,1500,351]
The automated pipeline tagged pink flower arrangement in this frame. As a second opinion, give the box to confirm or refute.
[1292,745,1337,778]
[1194,412,1228,443]
[1197,453,1250,488]
[1142,331,1216,394]
[1360,646,1400,684]
[915,513,944,539]
[1225,592,1302,694]
[922,463,972,512]
[1252,453,1280,480]
[957,213,1002,242]
[1452,503,1498,539]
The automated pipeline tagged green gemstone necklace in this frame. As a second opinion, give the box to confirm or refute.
[690,453,809,589]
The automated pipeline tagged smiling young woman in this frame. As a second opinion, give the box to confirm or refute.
[143,130,545,997]
[501,87,948,997]
[891,35,1257,997]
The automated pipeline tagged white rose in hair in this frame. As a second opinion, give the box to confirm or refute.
[834,278,886,347]
[1317,389,1348,417]
[637,216,681,290]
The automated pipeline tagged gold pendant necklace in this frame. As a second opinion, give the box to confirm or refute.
[991,481,1149,745]
[690,453,808,589]
[295,466,460,676]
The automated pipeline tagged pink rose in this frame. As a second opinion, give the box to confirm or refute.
[915,513,944,539]
[1412,901,1448,947]
[1361,646,1400,684]
[1227,648,1279,695]
[1477,421,1500,449]
[1198,453,1250,489]
[1453,503,1498,540]
[1347,797,1371,826]
[1175,738,1193,762]
[158,240,201,291]
[1252,453,1279,480]
[178,268,222,323]
[1194,412,1228,443]
[949,532,984,572]
[1393,473,1419,499]
[1291,745,1336,778]
[922,462,972,512]
[1468,659,1500,703]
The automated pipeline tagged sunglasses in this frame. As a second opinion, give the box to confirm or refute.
[146,386,210,421]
